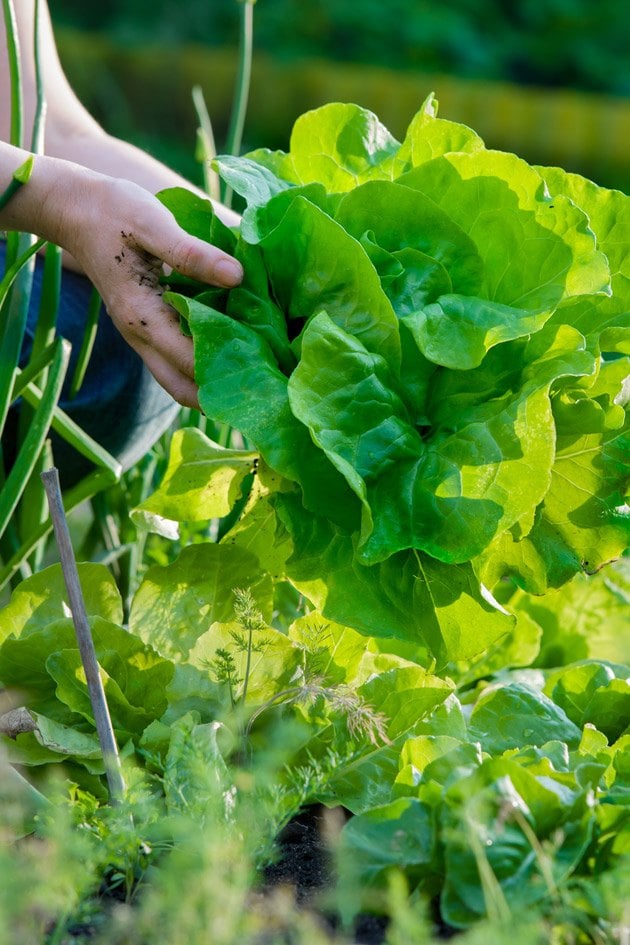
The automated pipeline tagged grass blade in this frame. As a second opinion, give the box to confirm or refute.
[222,0,255,206]
[30,242,62,363]
[0,337,70,541]
[0,237,45,437]
[0,155,34,211]
[68,286,101,399]
[1,0,23,150]
[192,84,220,202]
[17,372,122,478]
[29,0,47,155]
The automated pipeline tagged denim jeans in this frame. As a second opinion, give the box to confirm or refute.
[1,240,180,487]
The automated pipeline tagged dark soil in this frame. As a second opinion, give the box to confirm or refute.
[263,804,389,945]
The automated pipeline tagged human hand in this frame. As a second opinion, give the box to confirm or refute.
[1,148,243,408]
[51,169,243,408]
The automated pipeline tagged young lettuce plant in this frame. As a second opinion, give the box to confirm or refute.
[145,94,629,672]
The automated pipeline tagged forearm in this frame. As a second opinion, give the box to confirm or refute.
[44,121,240,229]
[0,0,238,229]
[1,1,244,410]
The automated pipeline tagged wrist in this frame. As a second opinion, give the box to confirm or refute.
[0,146,96,250]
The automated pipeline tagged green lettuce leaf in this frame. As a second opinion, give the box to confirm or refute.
[132,428,257,538]
[226,240,296,371]
[398,150,610,309]
[46,649,154,740]
[162,713,231,819]
[334,180,484,297]
[510,559,630,667]
[288,312,557,564]
[157,187,237,253]
[278,102,400,190]
[468,682,582,754]
[287,613,381,685]
[356,659,453,740]
[257,196,401,365]
[439,757,594,927]
[187,620,299,704]
[128,543,273,662]
[275,492,514,668]
[211,154,293,208]
[545,660,630,742]
[0,616,174,738]
[536,167,630,287]
[167,293,360,532]
[0,563,123,644]
[339,797,435,885]
[1,711,103,773]
[479,357,629,592]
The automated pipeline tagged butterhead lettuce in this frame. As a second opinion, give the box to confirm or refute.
[160,95,629,666]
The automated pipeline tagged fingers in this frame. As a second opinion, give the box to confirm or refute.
[119,293,195,376]
[133,337,200,409]
[134,201,244,288]
[166,232,244,287]
[110,200,243,406]
[107,281,200,405]
[73,179,242,408]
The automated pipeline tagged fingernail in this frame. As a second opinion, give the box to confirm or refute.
[215,258,243,286]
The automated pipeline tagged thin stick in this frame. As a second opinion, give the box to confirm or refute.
[40,467,125,804]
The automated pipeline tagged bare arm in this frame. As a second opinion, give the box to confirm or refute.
[0,1,242,408]
[0,0,238,225]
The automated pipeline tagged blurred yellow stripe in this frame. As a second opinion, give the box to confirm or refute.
[56,31,630,189]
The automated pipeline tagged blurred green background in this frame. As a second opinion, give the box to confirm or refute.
[48,0,630,192]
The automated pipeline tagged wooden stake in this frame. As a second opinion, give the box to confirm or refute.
[40,467,125,804]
